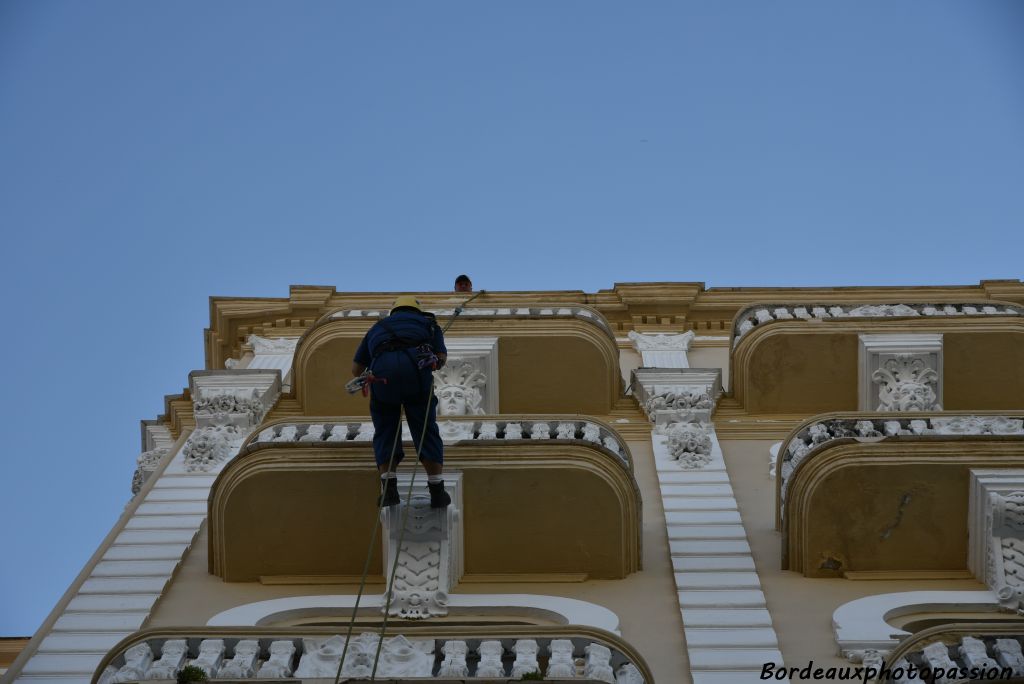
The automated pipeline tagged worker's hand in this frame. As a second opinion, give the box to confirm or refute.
[435,352,447,369]
[352,362,367,377]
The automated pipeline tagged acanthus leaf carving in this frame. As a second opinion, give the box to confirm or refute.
[871,354,941,412]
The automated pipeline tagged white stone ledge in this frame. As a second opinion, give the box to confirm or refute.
[665,511,742,525]
[79,577,168,594]
[92,560,178,577]
[66,594,159,612]
[667,525,748,540]
[150,475,218,489]
[682,609,774,627]
[684,628,780,648]
[102,544,189,561]
[670,540,751,555]
[124,515,205,529]
[19,653,106,675]
[678,590,767,608]
[659,471,729,483]
[661,472,731,484]
[134,501,207,515]
[114,529,198,545]
[661,484,735,497]
[675,572,761,589]
[673,556,756,572]
[693,670,789,684]
[662,497,738,511]
[687,647,784,669]
[38,633,124,653]
[53,613,147,631]
[142,488,209,502]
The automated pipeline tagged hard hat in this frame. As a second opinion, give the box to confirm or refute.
[391,295,422,313]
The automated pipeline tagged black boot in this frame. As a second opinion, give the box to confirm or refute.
[428,481,451,508]
[378,477,400,507]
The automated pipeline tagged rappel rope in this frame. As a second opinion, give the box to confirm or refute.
[334,290,486,684]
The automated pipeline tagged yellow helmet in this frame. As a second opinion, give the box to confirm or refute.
[391,295,422,313]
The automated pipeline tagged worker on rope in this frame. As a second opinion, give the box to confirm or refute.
[351,295,451,508]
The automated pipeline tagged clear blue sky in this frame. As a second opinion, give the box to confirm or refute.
[1,1,1022,636]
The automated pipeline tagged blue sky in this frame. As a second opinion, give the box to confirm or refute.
[1,1,1022,636]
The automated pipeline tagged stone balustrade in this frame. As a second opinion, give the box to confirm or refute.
[329,305,617,340]
[731,302,1024,348]
[246,417,632,468]
[777,414,1024,520]
[877,632,1022,683]
[95,633,647,683]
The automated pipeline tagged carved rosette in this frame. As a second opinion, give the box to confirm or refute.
[663,422,713,470]
[130,447,168,495]
[183,425,240,473]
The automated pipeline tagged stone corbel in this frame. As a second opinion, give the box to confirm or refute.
[189,370,282,429]
[381,473,463,619]
[627,330,695,368]
[631,368,722,424]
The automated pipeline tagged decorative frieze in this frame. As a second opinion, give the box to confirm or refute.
[732,302,1023,347]
[225,335,300,391]
[627,330,695,368]
[251,417,631,466]
[859,334,942,412]
[779,415,1024,517]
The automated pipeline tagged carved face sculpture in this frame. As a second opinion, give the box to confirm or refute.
[437,385,469,416]
[888,381,936,412]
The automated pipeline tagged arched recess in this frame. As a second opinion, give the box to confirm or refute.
[291,311,621,416]
[730,316,1024,415]
[208,439,642,582]
[780,423,1024,577]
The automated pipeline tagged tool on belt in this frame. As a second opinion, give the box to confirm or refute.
[345,371,387,396]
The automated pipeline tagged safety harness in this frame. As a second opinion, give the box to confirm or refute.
[346,314,441,396]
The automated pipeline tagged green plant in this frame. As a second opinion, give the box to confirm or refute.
[520,672,544,681]
[176,665,208,684]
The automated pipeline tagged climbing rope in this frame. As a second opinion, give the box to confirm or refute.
[333,290,486,683]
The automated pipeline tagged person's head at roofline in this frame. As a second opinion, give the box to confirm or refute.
[454,274,472,293]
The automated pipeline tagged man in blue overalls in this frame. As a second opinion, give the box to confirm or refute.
[351,295,451,508]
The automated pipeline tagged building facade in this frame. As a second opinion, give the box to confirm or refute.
[5,279,1024,684]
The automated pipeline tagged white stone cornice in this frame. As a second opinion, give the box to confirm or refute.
[627,330,695,368]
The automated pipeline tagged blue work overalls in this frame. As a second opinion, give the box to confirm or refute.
[353,310,446,467]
